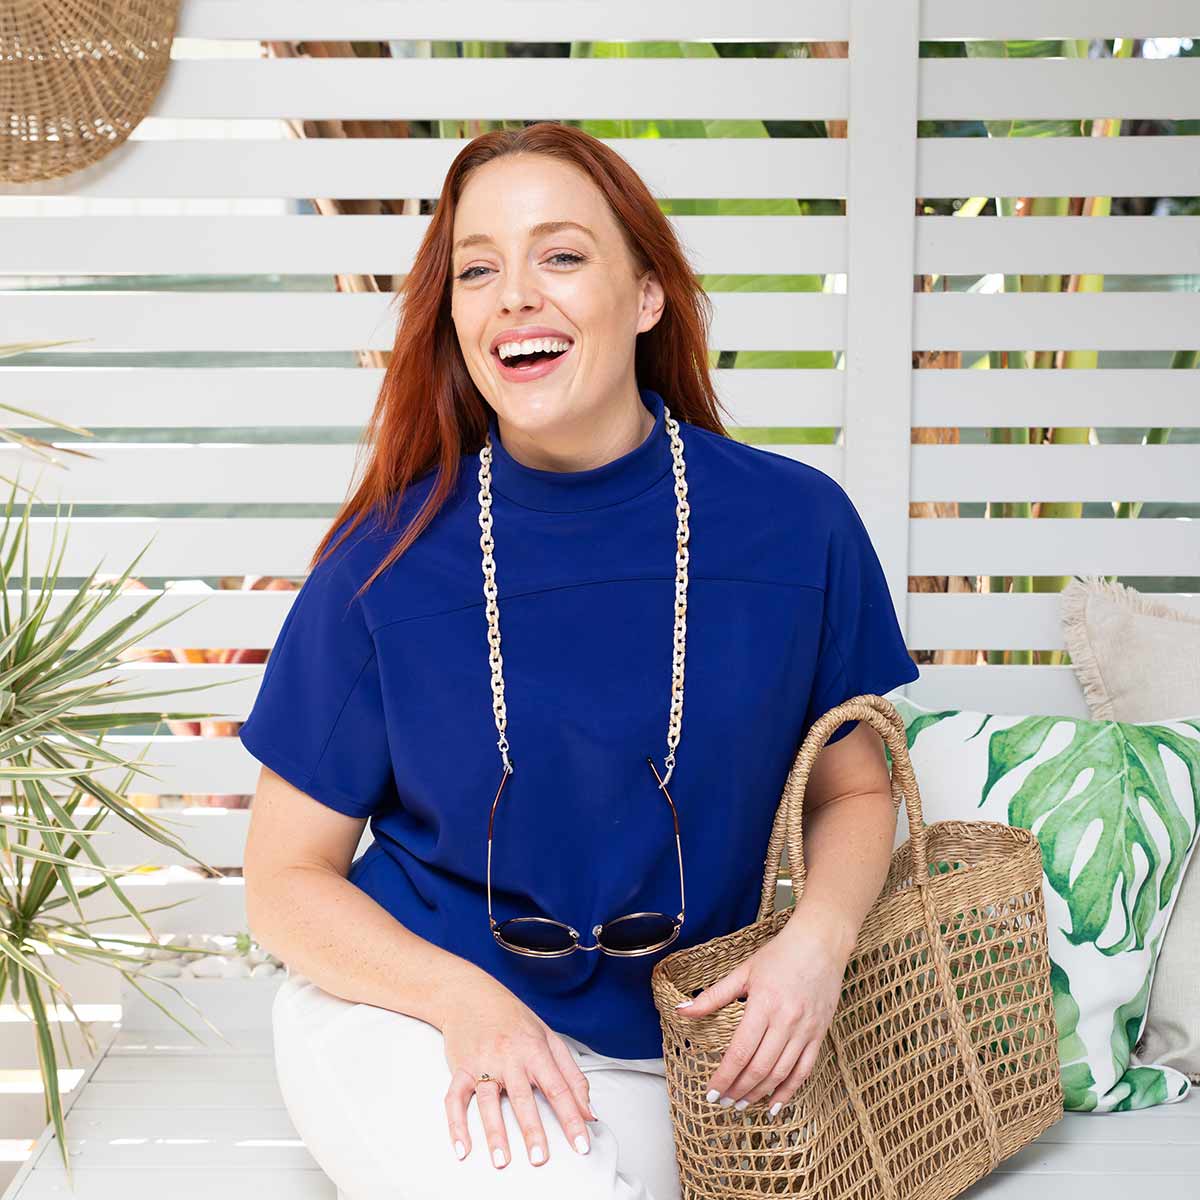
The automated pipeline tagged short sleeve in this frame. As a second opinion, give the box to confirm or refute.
[800,482,920,749]
[238,536,398,819]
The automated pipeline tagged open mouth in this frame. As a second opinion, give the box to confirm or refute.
[493,339,574,379]
[496,345,569,367]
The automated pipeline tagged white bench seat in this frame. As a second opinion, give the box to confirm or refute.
[3,1007,1197,1200]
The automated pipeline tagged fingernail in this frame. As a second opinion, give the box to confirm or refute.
[492,1146,506,1168]
[735,1099,749,1111]
[588,1105,599,1121]
[769,1101,782,1117]
[719,1095,734,1107]
[705,1088,720,1103]
[675,998,694,1008]
[530,1144,545,1164]
[454,1139,466,1160]
[574,1133,590,1155]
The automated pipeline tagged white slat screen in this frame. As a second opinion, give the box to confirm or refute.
[0,0,1197,1166]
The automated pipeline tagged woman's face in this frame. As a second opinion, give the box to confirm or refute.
[449,153,663,435]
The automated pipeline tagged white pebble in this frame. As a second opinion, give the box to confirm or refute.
[220,958,252,979]
[251,962,278,979]
[144,961,182,978]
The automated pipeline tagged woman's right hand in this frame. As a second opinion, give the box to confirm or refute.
[441,982,597,1169]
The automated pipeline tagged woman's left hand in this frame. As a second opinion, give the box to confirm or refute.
[673,902,855,1116]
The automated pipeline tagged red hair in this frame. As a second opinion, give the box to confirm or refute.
[312,122,731,599]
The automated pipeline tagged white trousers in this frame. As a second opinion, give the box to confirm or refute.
[272,969,683,1200]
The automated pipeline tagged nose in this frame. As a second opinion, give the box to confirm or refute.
[497,259,542,314]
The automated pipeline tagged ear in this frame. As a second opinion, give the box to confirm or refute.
[636,269,666,335]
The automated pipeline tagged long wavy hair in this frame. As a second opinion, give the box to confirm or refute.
[312,122,731,599]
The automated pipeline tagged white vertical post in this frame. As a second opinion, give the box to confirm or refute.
[843,0,920,638]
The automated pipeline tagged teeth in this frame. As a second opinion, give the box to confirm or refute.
[497,338,571,361]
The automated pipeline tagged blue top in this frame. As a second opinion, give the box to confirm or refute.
[238,385,919,1059]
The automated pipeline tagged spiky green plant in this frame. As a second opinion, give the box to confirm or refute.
[0,339,102,493]
[1,469,257,1182]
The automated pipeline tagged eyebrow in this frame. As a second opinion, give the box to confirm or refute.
[452,220,597,255]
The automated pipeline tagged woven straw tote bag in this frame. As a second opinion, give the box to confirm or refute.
[650,693,1064,1200]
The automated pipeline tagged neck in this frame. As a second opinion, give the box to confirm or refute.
[493,387,655,475]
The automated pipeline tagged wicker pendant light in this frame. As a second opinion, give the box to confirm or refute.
[1,0,182,184]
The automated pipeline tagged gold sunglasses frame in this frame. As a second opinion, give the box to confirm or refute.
[486,756,686,958]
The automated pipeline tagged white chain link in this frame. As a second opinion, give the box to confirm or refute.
[477,403,690,788]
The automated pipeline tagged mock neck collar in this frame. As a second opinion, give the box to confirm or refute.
[484,387,673,513]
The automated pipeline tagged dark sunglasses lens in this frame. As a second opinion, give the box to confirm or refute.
[496,918,576,954]
[598,913,677,953]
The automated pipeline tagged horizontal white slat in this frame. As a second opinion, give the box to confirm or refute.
[910,517,1200,575]
[922,0,1200,39]
[95,1053,279,1086]
[173,0,1200,42]
[76,1080,284,1109]
[912,368,1200,429]
[0,367,845,431]
[99,58,1200,124]
[1,518,402,577]
[922,58,1200,122]
[918,137,1200,208]
[0,442,839,505]
[34,1106,313,1169]
[8,135,1198,208]
[0,291,846,351]
[911,445,1200,502]
[54,809,372,869]
[146,57,848,121]
[917,215,1200,276]
[0,589,297,647]
[909,664,1089,715]
[908,592,1200,651]
[0,138,848,201]
[12,291,1200,355]
[915,292,1200,351]
[35,663,261,719]
[20,441,1200,507]
[176,0,851,41]
[1,444,365,505]
[109,1028,278,1055]
[0,214,847,276]
[12,1170,334,1200]
[24,876,250,936]
[9,365,1197,433]
[15,212,1198,278]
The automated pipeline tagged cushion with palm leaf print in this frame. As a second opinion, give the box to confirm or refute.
[1060,575,1200,1085]
[886,696,1200,1113]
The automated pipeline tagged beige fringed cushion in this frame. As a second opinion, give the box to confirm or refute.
[1060,576,1200,1084]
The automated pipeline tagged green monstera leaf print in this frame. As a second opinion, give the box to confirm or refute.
[978,717,1200,953]
[1051,960,1098,1111]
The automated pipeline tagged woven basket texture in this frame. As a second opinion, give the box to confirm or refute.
[650,694,1064,1200]
[1,0,181,184]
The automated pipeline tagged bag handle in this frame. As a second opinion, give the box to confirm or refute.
[756,694,929,924]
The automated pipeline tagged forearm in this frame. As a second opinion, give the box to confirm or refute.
[780,789,897,961]
[248,863,501,1030]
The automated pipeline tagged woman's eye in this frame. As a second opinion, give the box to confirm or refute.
[454,251,583,284]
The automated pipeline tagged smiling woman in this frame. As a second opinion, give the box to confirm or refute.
[240,121,918,1200]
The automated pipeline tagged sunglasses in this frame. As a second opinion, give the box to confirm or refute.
[486,756,686,958]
